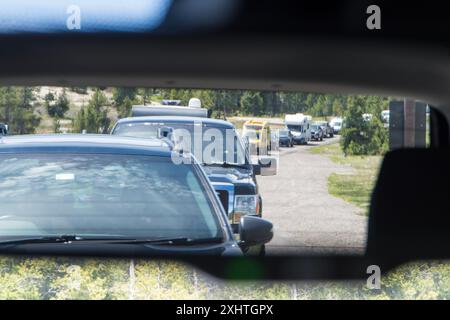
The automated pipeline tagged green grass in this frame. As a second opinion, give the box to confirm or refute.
[310,142,382,213]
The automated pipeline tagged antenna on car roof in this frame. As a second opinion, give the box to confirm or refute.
[188,98,201,108]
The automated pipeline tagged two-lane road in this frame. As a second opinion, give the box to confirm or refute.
[257,138,368,255]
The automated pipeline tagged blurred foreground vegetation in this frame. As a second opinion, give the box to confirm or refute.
[0,257,448,300]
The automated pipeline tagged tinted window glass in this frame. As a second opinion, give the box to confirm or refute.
[0,154,221,239]
[114,122,247,165]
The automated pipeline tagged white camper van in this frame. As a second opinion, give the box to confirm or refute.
[330,117,344,134]
[284,113,311,144]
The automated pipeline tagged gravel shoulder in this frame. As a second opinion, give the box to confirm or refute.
[257,138,368,255]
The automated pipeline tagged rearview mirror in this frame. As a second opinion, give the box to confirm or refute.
[239,215,273,248]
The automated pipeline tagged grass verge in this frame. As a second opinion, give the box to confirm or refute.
[310,141,382,214]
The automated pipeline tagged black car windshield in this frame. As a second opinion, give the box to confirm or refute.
[0,154,222,240]
[113,122,249,166]
[279,130,289,136]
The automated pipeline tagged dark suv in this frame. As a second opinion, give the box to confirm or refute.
[278,129,294,147]
[111,106,275,255]
[310,124,324,141]
[316,121,334,138]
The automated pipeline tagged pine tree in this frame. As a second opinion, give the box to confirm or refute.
[240,91,263,115]
[340,96,388,155]
[0,87,40,134]
[72,89,110,133]
[117,96,133,118]
[112,88,137,106]
[47,89,70,118]
[332,99,344,116]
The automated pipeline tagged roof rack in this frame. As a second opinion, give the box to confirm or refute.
[131,104,209,118]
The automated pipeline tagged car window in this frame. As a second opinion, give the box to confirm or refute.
[0,153,221,239]
[113,123,159,139]
[114,121,248,166]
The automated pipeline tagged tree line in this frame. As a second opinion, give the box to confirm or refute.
[0,86,391,155]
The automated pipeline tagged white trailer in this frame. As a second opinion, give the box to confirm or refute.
[330,117,344,134]
[284,113,311,144]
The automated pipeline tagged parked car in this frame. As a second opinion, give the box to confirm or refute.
[0,123,8,136]
[316,121,334,138]
[310,124,324,141]
[330,117,343,134]
[278,129,294,147]
[0,134,273,256]
[381,110,390,125]
[111,104,277,255]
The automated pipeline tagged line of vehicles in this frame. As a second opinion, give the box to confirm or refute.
[282,114,343,146]
[0,99,276,257]
[239,114,343,153]
[0,99,356,257]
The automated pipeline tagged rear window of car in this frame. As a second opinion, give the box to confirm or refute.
[0,153,221,240]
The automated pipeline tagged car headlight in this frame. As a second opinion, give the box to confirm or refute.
[233,195,260,223]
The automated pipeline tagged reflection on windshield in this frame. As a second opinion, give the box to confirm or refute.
[0,154,220,239]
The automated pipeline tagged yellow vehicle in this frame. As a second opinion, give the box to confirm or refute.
[242,120,271,155]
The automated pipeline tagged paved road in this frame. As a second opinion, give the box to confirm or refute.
[257,137,368,255]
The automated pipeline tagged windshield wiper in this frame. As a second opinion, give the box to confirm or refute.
[0,235,224,246]
[203,161,250,169]
[0,235,132,246]
[111,237,224,245]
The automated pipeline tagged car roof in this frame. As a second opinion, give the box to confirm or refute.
[115,116,235,129]
[0,134,174,157]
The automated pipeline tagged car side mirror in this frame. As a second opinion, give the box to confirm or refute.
[259,156,278,176]
[238,215,273,247]
[252,163,261,175]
